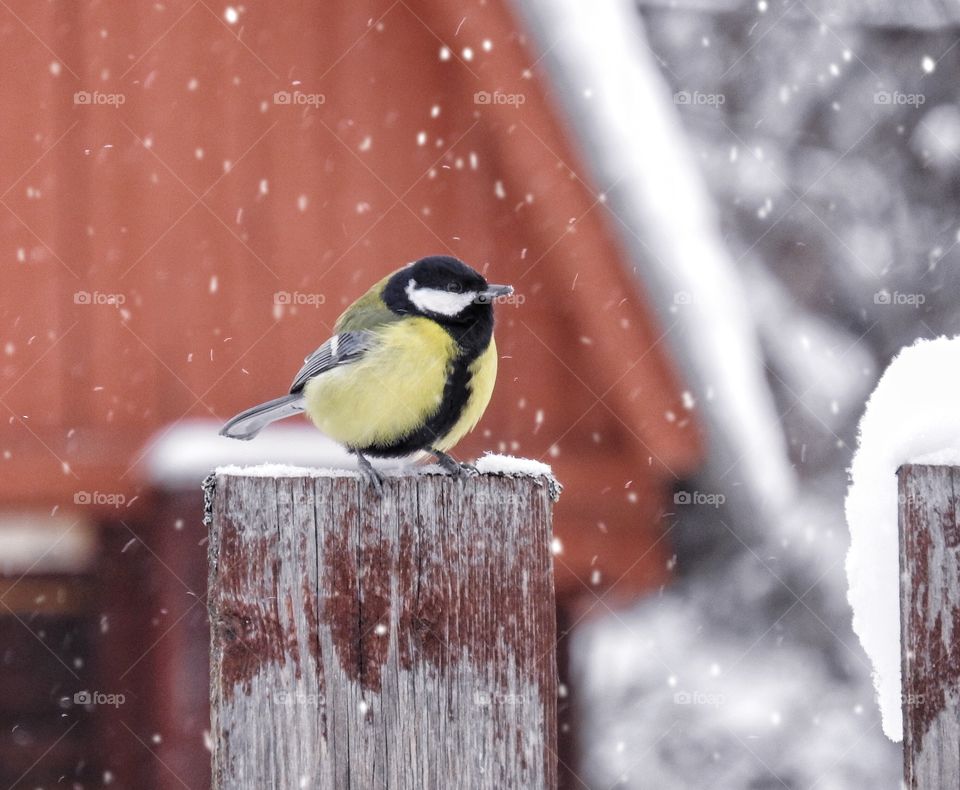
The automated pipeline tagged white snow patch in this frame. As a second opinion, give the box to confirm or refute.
[145,420,362,486]
[474,453,553,477]
[845,334,960,741]
[217,461,542,480]
[215,463,357,478]
[912,447,960,465]
[0,514,97,574]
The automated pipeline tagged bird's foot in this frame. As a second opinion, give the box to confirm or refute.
[432,449,479,477]
[354,451,385,495]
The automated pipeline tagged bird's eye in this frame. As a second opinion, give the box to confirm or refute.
[446,282,463,293]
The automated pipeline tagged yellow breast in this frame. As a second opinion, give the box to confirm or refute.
[303,318,453,450]
[302,319,497,454]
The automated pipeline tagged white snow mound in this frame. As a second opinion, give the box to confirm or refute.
[474,453,554,477]
[215,463,358,478]
[215,454,556,481]
[845,334,960,742]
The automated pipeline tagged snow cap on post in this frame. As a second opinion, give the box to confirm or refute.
[846,334,960,742]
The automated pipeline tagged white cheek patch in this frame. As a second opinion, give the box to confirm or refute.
[405,279,477,316]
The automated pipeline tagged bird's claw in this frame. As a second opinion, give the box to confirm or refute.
[433,450,478,478]
[360,466,384,495]
[354,451,385,495]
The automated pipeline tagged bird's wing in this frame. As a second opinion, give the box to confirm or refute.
[334,273,404,333]
[288,330,378,394]
[289,270,405,393]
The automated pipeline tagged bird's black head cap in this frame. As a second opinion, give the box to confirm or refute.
[383,255,491,324]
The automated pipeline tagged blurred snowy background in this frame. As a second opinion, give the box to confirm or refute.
[516,0,960,786]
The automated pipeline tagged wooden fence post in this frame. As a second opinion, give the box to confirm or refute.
[898,464,960,788]
[205,468,560,789]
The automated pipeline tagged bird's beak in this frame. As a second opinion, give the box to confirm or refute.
[480,284,513,299]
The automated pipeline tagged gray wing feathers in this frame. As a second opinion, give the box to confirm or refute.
[219,394,305,440]
[288,331,375,394]
[220,331,375,441]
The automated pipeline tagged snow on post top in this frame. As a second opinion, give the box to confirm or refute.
[215,454,562,500]
[473,453,553,477]
[214,454,554,478]
[845,334,960,742]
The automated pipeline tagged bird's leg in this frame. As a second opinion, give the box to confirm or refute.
[353,450,384,495]
[431,449,478,477]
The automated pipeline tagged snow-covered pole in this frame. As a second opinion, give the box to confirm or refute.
[898,464,960,788]
[205,466,560,789]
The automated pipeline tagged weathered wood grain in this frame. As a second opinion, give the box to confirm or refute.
[207,471,558,789]
[899,464,960,789]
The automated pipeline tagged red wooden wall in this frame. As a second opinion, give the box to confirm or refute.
[0,1,703,783]
[1,0,701,594]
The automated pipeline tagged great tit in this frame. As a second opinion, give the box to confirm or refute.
[219,255,513,490]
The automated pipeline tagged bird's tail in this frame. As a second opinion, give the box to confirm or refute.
[219,394,305,440]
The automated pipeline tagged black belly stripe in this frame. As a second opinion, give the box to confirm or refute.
[356,308,494,458]
[360,354,474,457]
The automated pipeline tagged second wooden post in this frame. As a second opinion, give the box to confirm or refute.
[899,463,960,788]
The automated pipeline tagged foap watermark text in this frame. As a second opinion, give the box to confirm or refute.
[674,490,726,508]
